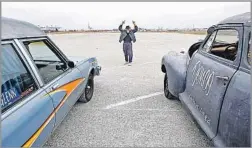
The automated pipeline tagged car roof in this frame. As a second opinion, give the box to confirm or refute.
[2,17,46,40]
[218,12,251,26]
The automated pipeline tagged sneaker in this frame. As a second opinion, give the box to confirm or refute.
[124,62,128,65]
[128,63,132,66]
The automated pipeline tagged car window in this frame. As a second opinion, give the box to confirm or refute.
[203,29,239,61]
[202,31,217,52]
[1,44,38,113]
[23,40,67,84]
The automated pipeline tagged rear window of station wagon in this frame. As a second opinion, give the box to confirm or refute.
[1,44,37,113]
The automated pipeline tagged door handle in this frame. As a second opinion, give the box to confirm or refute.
[51,84,59,90]
[216,76,229,81]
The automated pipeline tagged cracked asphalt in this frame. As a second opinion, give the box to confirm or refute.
[44,32,213,147]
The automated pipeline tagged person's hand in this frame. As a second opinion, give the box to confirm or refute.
[122,20,126,25]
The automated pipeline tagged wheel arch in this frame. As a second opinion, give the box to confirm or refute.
[90,68,95,76]
[163,55,187,98]
[161,64,166,73]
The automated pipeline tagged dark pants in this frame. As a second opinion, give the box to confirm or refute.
[123,42,133,63]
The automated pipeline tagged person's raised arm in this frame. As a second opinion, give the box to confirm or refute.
[132,21,138,33]
[118,20,125,32]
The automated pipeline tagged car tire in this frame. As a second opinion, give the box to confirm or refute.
[164,74,175,100]
[78,75,94,103]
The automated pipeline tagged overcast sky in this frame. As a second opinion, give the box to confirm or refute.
[2,2,250,30]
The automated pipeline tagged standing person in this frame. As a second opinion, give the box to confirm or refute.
[118,20,138,66]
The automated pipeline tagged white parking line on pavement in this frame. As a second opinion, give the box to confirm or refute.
[138,61,160,66]
[102,61,159,70]
[80,108,182,111]
[104,92,163,109]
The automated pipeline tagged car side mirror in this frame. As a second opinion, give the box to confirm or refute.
[56,63,67,70]
[68,61,75,68]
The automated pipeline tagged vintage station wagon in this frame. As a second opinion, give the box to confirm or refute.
[1,17,101,147]
[161,12,251,147]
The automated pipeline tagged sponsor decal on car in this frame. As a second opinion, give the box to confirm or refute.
[191,61,214,96]
[1,86,34,109]
[1,87,20,109]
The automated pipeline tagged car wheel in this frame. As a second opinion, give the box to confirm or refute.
[164,74,175,100]
[78,75,94,103]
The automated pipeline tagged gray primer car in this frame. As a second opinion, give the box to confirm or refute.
[161,12,251,147]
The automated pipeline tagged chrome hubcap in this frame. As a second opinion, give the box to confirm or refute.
[85,80,93,100]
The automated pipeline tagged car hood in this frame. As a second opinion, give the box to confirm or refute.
[162,50,189,66]
[166,50,188,57]
[67,56,89,65]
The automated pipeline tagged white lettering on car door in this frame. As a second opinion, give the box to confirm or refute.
[191,61,214,96]
[189,94,211,125]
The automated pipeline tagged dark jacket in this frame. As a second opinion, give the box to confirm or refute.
[118,24,138,43]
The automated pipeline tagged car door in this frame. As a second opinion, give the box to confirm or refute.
[20,38,87,127]
[1,41,55,147]
[214,29,251,147]
[180,25,243,139]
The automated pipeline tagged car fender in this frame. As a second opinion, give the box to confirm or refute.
[86,57,101,77]
[162,53,187,97]
[68,56,101,78]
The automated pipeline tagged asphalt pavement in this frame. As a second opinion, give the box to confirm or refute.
[44,32,212,147]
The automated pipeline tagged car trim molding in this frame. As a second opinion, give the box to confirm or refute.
[22,78,85,147]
